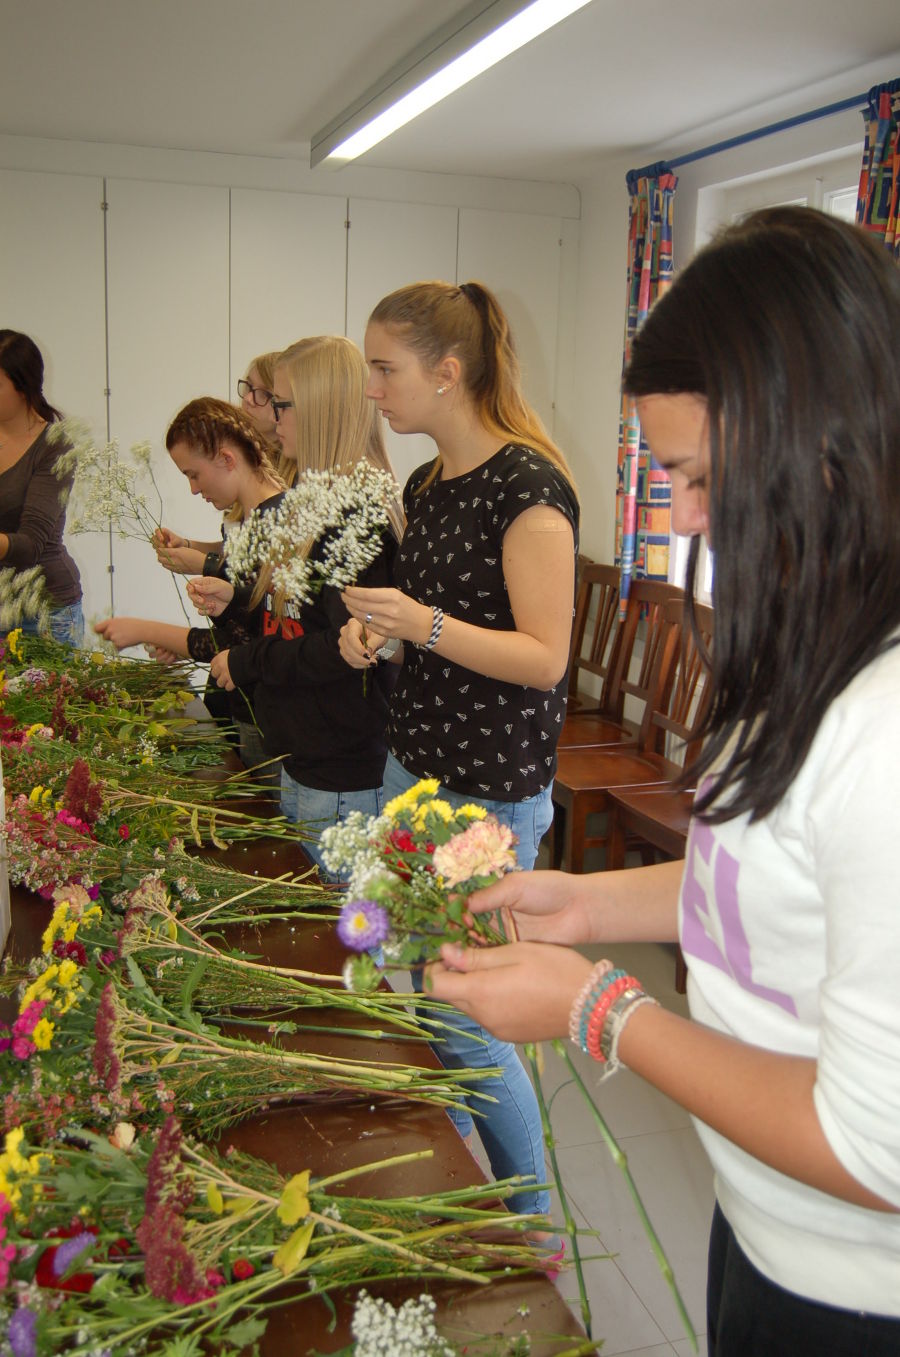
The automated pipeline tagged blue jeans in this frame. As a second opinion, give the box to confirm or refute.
[383,750,553,1216]
[19,599,84,648]
[279,767,384,879]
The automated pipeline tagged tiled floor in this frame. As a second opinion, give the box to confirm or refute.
[428,938,715,1356]
[538,939,714,1356]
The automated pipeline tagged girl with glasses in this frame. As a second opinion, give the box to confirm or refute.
[428,210,900,1357]
[188,335,403,870]
[338,279,580,1243]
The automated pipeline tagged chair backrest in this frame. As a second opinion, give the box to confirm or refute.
[605,578,683,724]
[638,597,715,763]
[567,561,622,708]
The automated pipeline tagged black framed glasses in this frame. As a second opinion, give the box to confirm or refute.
[237,378,273,408]
[271,398,294,423]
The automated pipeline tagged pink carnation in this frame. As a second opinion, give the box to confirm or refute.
[431,819,517,888]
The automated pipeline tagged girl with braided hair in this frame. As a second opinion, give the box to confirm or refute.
[338,280,580,1233]
[94,396,284,775]
[151,351,286,576]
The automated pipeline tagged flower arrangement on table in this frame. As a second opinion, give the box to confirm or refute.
[0,1115,549,1357]
[319,778,518,993]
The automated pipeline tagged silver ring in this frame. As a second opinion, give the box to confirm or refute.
[365,612,373,624]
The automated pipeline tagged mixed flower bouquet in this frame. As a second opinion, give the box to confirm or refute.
[320,778,518,992]
[0,1115,548,1357]
[223,460,398,604]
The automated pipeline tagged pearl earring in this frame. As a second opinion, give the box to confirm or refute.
[436,385,447,395]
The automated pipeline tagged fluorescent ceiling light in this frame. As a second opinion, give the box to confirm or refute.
[311,0,594,168]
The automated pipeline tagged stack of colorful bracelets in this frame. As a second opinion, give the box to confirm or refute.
[568,959,659,1077]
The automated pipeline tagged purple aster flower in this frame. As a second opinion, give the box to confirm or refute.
[337,898,390,952]
[8,1308,37,1357]
[51,1231,95,1277]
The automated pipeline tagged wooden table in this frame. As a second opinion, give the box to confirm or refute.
[4,832,593,1354]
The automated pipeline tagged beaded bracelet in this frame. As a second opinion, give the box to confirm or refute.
[568,960,613,1045]
[568,965,627,1052]
[416,606,445,651]
[584,976,641,1061]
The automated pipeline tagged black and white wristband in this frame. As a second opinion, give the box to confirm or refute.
[416,606,444,651]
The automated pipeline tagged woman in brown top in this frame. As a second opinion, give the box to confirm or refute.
[0,330,83,646]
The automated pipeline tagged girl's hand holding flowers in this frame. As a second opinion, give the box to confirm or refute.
[209,650,235,691]
[427,939,593,1043]
[187,575,234,618]
[94,617,149,652]
[341,585,434,648]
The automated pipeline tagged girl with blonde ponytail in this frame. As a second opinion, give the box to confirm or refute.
[339,280,580,1235]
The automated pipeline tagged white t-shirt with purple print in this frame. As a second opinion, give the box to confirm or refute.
[679,637,900,1317]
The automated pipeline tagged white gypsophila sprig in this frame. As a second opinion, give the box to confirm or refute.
[319,809,388,883]
[350,1291,456,1357]
[0,565,52,633]
[56,422,165,544]
[223,461,397,602]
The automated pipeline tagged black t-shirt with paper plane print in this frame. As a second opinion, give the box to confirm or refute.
[389,443,579,802]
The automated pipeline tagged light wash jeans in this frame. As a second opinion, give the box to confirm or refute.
[382,750,554,1215]
[19,599,84,648]
[279,766,384,879]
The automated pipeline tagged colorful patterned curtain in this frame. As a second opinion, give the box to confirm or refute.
[615,165,678,610]
[856,78,900,258]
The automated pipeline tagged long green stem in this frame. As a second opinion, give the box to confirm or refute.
[552,1039,697,1352]
[525,1042,593,1342]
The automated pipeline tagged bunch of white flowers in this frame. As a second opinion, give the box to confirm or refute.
[223,461,397,603]
[319,809,388,890]
[350,1291,455,1357]
[51,418,160,542]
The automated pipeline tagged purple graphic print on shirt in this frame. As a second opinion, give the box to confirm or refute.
[681,817,798,1017]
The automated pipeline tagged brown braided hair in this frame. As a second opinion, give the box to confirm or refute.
[166,397,285,522]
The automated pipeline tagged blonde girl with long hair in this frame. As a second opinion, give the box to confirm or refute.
[189,335,402,870]
[338,280,580,1238]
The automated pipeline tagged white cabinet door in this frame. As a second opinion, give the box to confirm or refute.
[105,178,230,626]
[230,187,347,377]
[346,197,458,491]
[457,208,563,436]
[0,168,109,617]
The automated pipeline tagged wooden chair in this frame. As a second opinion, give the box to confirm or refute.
[566,561,621,715]
[548,598,713,873]
[559,578,682,750]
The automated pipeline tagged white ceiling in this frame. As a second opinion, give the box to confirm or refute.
[2,0,899,182]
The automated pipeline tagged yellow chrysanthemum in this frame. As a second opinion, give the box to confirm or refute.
[384,777,441,819]
[413,798,454,829]
[7,628,23,659]
[4,1128,28,1171]
[20,965,58,1011]
[28,785,52,806]
[456,803,488,821]
[31,1018,55,1051]
[56,959,79,989]
[41,902,70,955]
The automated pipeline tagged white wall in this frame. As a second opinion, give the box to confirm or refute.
[0,137,580,633]
[568,51,900,567]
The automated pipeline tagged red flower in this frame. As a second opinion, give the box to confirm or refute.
[232,1257,255,1279]
[118,824,130,840]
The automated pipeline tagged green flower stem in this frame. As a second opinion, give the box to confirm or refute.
[525,1041,593,1342]
[552,1039,698,1353]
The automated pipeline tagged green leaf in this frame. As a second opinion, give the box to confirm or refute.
[220,1317,268,1348]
